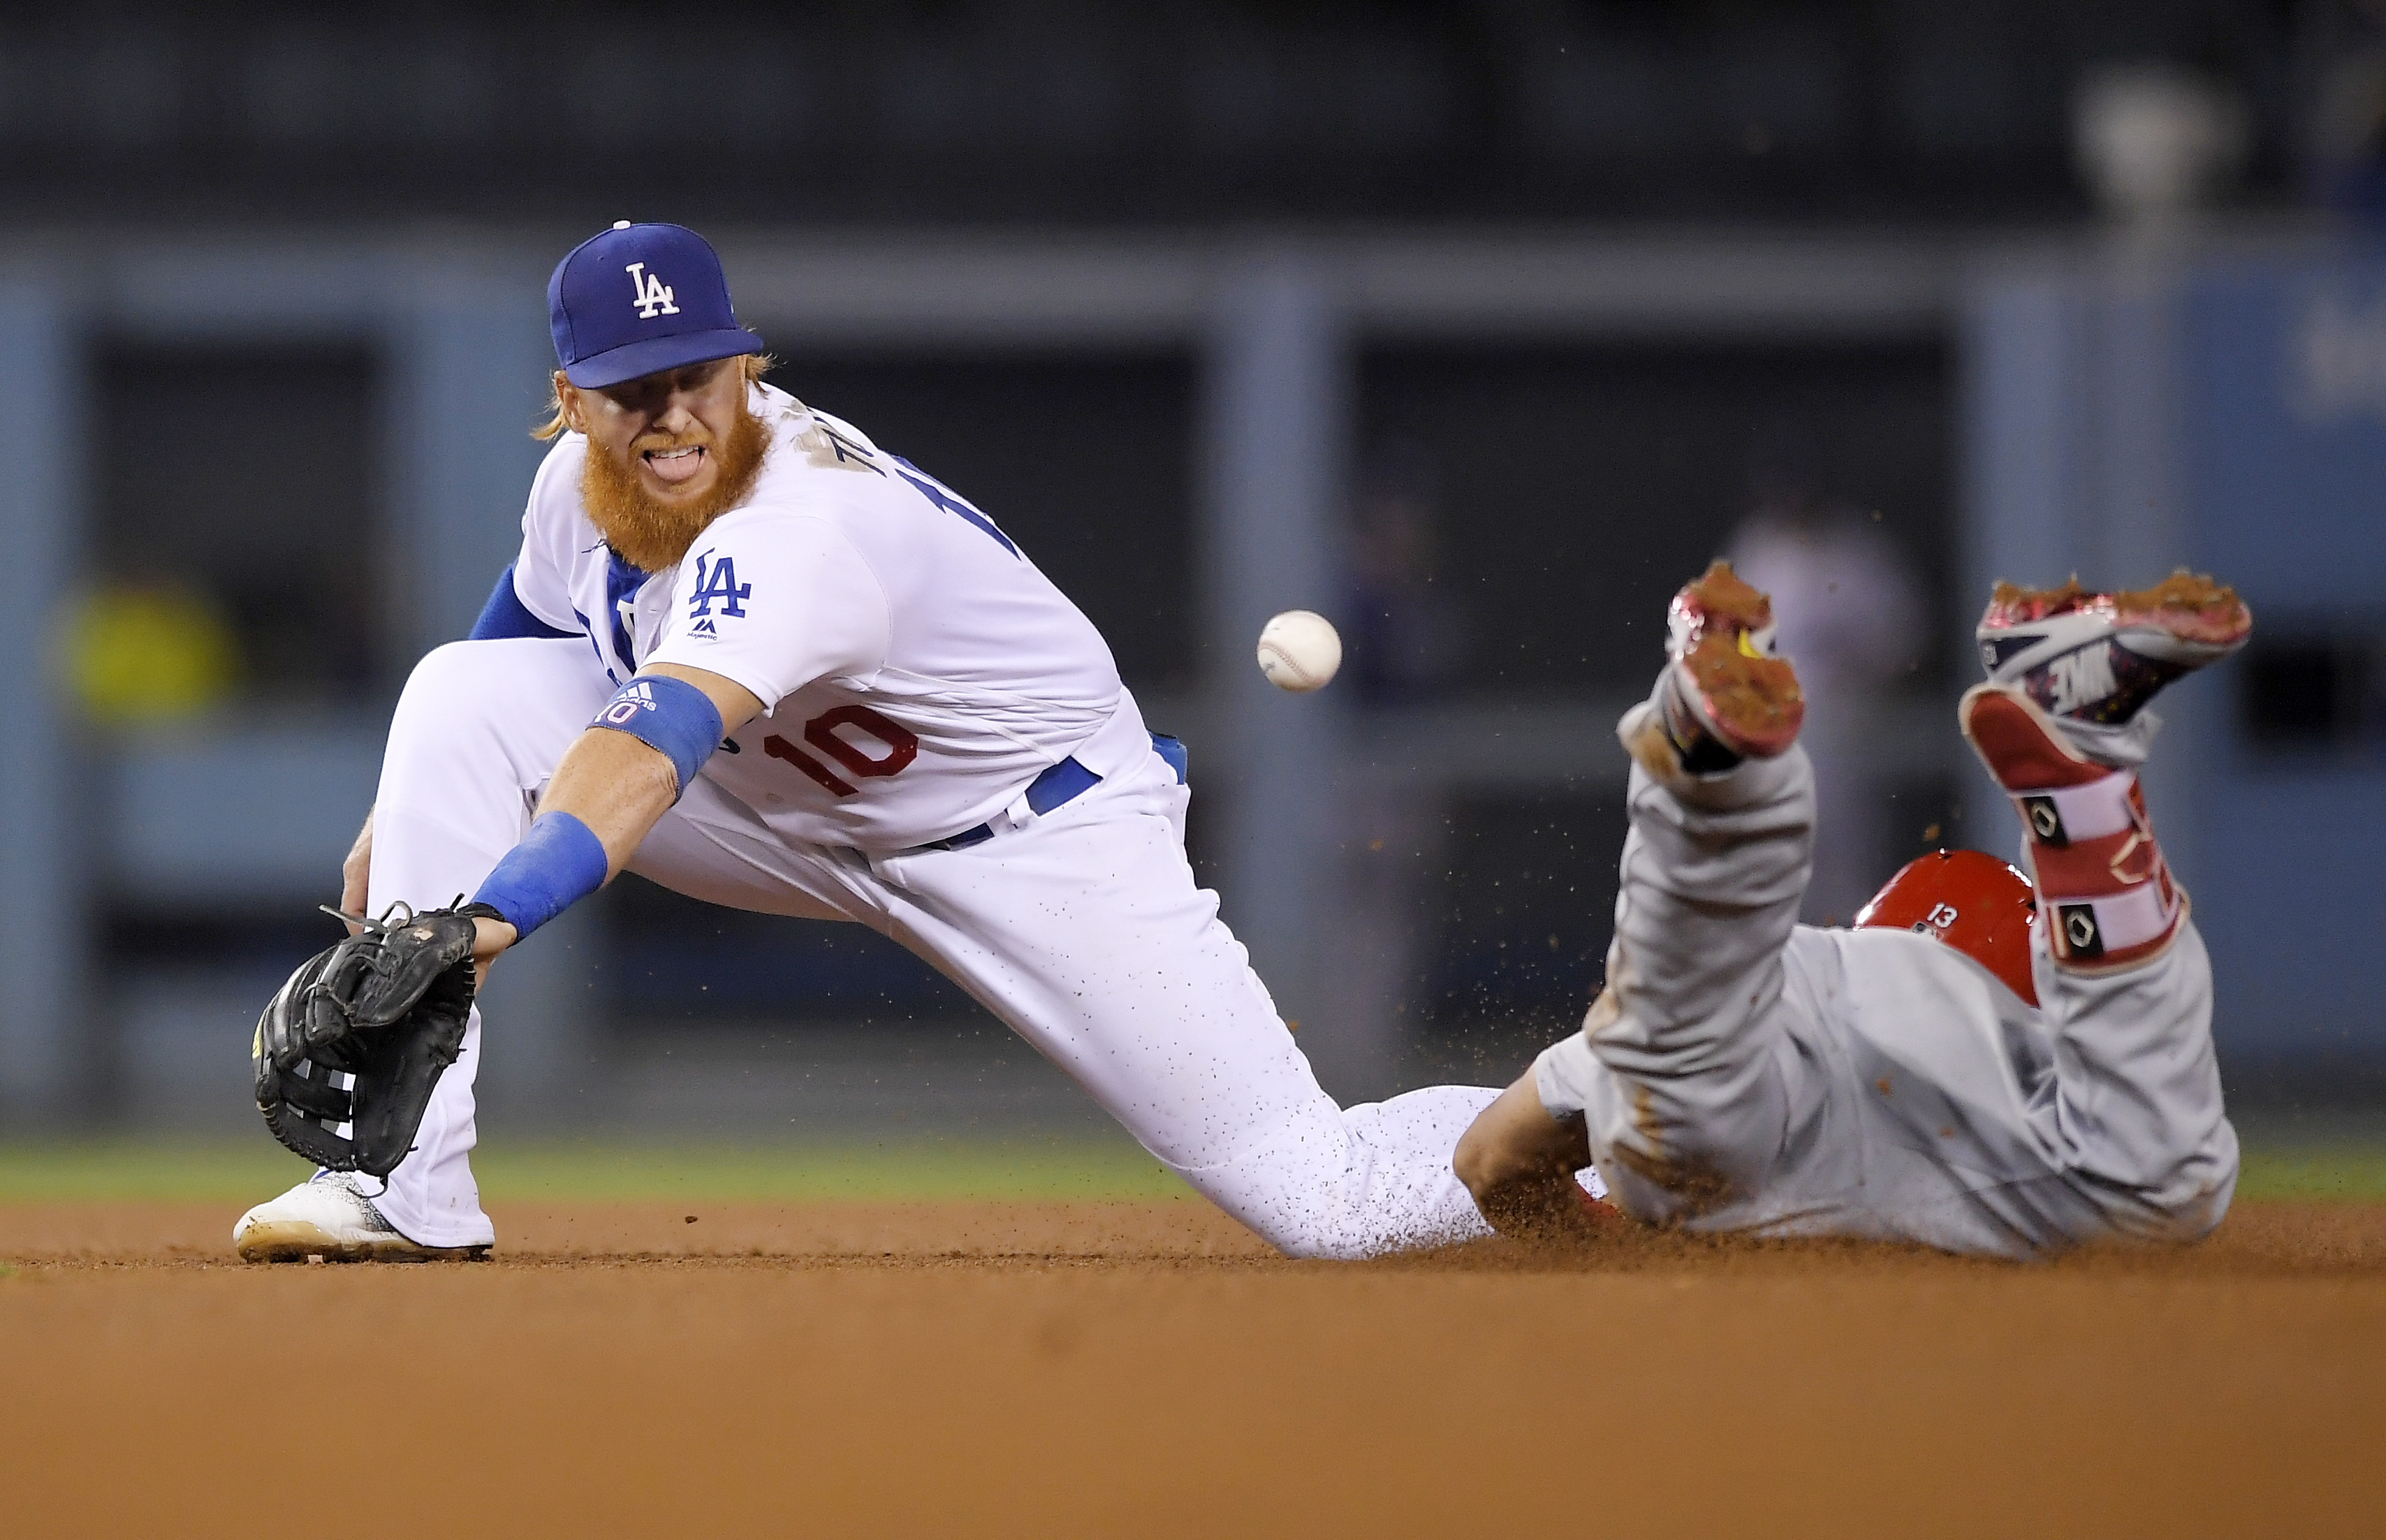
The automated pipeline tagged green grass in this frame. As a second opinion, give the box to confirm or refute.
[0,1135,1194,1206]
[2234,1143,2386,1202]
[1,1137,2376,1207]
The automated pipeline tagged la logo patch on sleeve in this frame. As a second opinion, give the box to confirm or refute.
[687,549,751,638]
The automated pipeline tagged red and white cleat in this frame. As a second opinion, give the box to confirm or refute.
[1975,570,2250,728]
[1961,684,2184,974]
[1653,560,1804,771]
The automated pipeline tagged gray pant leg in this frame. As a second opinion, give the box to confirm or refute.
[2035,918,2237,1241]
[1537,701,1818,1224]
[1532,694,2234,1249]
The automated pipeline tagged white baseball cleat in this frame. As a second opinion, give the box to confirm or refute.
[233,1171,489,1263]
[1975,570,2251,726]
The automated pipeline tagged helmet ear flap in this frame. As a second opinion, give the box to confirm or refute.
[1854,849,2040,1007]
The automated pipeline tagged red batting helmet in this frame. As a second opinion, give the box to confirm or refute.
[1852,849,2040,1007]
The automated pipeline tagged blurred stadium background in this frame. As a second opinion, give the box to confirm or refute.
[0,1,2380,1175]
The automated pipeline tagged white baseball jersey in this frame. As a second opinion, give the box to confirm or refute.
[508,382,1140,850]
[346,380,1536,1258]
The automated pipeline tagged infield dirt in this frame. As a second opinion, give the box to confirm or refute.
[3,1198,2380,1538]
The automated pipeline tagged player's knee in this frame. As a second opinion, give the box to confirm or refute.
[399,640,492,710]
[395,640,546,735]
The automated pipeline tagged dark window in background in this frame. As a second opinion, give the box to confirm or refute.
[91,342,384,704]
[2239,630,2385,751]
[761,351,1196,694]
[1421,788,1622,1061]
[1414,771,1964,1055]
[1356,341,1955,696]
[600,885,975,1025]
[1362,340,1956,1032]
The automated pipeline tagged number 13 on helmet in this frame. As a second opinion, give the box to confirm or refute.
[1854,848,2040,1008]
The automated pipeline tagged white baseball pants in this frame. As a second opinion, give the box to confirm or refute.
[1531,699,2238,1257]
[358,638,1504,1259]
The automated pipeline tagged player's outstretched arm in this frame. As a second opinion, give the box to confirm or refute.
[1454,1073,1602,1245]
[462,662,763,978]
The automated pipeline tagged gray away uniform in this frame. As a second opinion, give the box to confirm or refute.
[1532,698,2238,1259]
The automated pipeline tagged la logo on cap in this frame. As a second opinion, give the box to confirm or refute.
[626,262,679,320]
[548,220,763,388]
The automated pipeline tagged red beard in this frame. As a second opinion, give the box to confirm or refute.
[578,403,770,573]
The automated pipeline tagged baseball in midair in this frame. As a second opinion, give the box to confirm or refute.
[1256,610,1342,692]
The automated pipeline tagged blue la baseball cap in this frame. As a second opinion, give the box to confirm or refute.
[548,221,765,389]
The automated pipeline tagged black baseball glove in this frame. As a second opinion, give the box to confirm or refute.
[253,901,499,1177]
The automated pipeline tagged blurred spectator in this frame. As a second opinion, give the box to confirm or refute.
[2071,63,2248,228]
[1328,445,1468,1093]
[59,578,240,726]
[1727,441,1924,925]
[1345,443,1465,705]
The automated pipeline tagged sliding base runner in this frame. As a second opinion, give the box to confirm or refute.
[1455,564,2248,1258]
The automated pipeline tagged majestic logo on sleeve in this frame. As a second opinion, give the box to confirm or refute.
[625,262,680,319]
[685,549,751,637]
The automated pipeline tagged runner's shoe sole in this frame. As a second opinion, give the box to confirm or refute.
[1669,559,1780,657]
[1676,635,1804,761]
[1977,571,2251,725]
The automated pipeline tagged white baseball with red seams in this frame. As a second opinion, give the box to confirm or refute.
[307,381,1599,1258]
[1255,609,1341,692]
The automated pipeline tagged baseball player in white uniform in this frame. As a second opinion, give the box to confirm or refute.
[234,221,1586,1261]
[1456,562,2247,1257]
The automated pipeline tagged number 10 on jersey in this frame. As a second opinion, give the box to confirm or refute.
[763,705,918,796]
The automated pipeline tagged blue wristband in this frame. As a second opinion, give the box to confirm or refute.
[590,674,724,801]
[471,811,608,939]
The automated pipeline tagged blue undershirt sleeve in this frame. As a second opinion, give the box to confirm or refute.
[467,562,578,642]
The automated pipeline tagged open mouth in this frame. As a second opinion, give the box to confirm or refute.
[643,443,708,487]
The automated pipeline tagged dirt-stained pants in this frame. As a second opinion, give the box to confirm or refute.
[1530,698,2236,1256]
